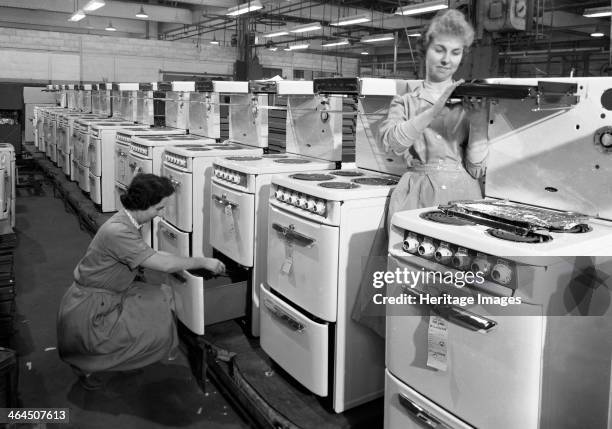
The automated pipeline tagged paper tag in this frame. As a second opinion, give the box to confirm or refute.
[224,204,235,235]
[281,243,293,275]
[427,314,449,371]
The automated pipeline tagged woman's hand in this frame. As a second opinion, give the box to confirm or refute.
[431,79,465,117]
[462,96,489,131]
[202,257,226,275]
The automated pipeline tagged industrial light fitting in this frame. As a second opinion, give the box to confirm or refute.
[83,0,106,12]
[286,43,310,50]
[210,35,220,45]
[361,33,395,43]
[226,0,263,17]
[68,10,86,22]
[330,14,371,26]
[262,30,289,38]
[105,21,117,31]
[407,31,421,37]
[321,38,350,47]
[395,0,448,16]
[590,26,605,38]
[583,6,612,18]
[135,5,149,19]
[360,51,369,55]
[289,22,322,33]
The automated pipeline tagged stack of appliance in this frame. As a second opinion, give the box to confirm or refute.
[210,79,341,337]
[87,120,148,212]
[136,82,159,126]
[259,77,413,413]
[111,83,138,121]
[384,78,612,429]
[65,85,77,110]
[220,80,269,148]
[76,84,92,113]
[188,79,220,141]
[165,81,193,131]
[91,83,112,116]
[57,112,110,176]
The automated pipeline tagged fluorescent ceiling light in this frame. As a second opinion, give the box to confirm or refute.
[330,14,371,26]
[263,30,289,38]
[105,21,117,31]
[407,31,421,37]
[322,39,350,47]
[583,6,612,18]
[268,46,278,51]
[135,5,148,18]
[591,30,605,37]
[286,43,310,50]
[289,22,322,33]
[361,51,369,55]
[226,0,263,16]
[83,0,105,12]
[395,0,448,16]
[210,36,220,45]
[68,10,86,22]
[361,33,395,43]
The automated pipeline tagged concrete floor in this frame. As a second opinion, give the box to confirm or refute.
[12,166,251,429]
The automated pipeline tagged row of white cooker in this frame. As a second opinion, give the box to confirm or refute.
[35,77,612,427]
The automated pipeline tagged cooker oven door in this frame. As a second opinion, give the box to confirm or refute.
[385,369,474,429]
[114,142,130,187]
[89,171,101,204]
[88,137,102,176]
[76,162,90,192]
[161,164,192,232]
[210,181,255,267]
[260,285,329,396]
[386,253,544,429]
[60,151,70,176]
[266,204,339,322]
[155,218,190,257]
[126,153,150,184]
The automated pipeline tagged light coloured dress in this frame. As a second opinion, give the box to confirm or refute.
[382,80,487,230]
[57,210,177,373]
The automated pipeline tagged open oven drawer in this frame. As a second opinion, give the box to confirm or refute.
[89,172,101,205]
[210,181,255,267]
[260,284,329,396]
[165,268,247,335]
[155,218,189,257]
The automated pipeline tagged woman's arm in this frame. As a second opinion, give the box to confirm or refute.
[463,98,489,179]
[140,252,225,274]
[381,81,464,154]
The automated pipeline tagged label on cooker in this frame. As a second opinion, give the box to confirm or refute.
[281,243,293,275]
[427,313,448,371]
[224,204,235,236]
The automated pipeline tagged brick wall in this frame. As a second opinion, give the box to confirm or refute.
[0,27,359,83]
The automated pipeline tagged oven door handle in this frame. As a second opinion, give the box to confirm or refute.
[212,194,238,209]
[263,298,305,333]
[402,286,497,333]
[398,393,452,429]
[272,223,316,248]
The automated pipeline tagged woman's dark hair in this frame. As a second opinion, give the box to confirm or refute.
[120,173,174,211]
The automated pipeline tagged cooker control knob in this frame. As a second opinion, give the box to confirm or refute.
[298,195,308,208]
[471,255,492,277]
[434,244,452,265]
[491,262,513,285]
[452,249,470,270]
[290,192,299,205]
[214,168,220,177]
[274,188,283,200]
[282,191,292,202]
[417,239,435,258]
[314,200,326,215]
[233,174,241,184]
[229,173,237,183]
[402,234,419,253]
[307,198,316,211]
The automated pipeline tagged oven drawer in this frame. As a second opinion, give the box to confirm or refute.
[155,218,190,257]
[75,163,90,192]
[385,369,474,429]
[210,182,255,267]
[89,172,101,205]
[260,285,329,396]
[386,253,543,429]
[162,165,193,232]
[166,268,247,335]
[267,205,339,322]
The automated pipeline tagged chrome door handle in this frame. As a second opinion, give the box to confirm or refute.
[401,286,497,333]
[264,299,304,333]
[272,223,316,248]
[129,162,137,169]
[398,393,451,429]
[169,178,181,189]
[162,229,177,240]
[212,194,238,209]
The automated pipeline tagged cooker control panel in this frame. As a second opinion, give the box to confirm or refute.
[273,185,328,217]
[213,166,247,187]
[401,230,517,289]
[164,152,188,169]
[130,142,150,157]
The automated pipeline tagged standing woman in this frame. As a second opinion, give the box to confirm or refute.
[381,9,489,230]
[57,174,226,390]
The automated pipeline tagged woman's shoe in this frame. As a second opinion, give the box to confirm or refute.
[78,373,104,391]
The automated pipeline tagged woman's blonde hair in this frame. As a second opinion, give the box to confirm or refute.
[423,9,474,50]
